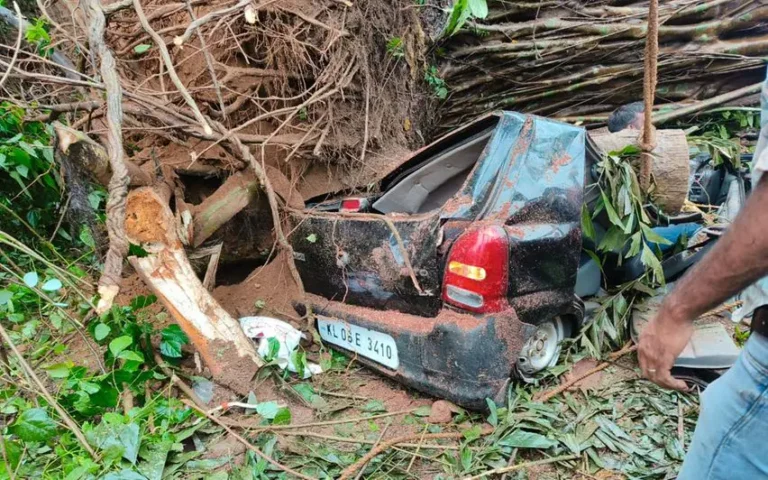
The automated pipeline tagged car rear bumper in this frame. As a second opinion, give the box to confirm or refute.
[298,294,536,409]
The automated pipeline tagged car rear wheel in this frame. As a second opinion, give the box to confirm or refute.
[517,316,572,378]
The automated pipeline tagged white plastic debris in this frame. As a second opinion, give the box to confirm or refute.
[244,4,257,24]
[239,316,322,378]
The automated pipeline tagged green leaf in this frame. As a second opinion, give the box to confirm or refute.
[462,425,482,441]
[45,361,73,378]
[103,469,148,480]
[79,226,95,249]
[444,0,470,36]
[94,323,111,341]
[467,0,488,18]
[256,401,280,420]
[460,446,473,471]
[10,408,57,442]
[86,420,141,464]
[128,243,149,257]
[88,191,103,210]
[0,289,12,305]
[640,223,672,246]
[500,430,558,449]
[23,271,38,288]
[485,398,498,427]
[259,337,279,361]
[581,204,595,241]
[291,349,307,378]
[80,381,101,394]
[134,44,152,54]
[362,399,386,413]
[273,407,292,425]
[41,278,62,292]
[626,231,642,258]
[130,295,157,310]
[118,350,145,363]
[305,233,317,243]
[109,336,133,358]
[641,242,665,284]
[597,226,627,253]
[160,324,189,358]
[413,405,432,417]
[600,190,624,229]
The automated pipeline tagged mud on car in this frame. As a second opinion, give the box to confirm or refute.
[289,112,591,409]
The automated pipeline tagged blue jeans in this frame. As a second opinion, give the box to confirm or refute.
[678,333,768,479]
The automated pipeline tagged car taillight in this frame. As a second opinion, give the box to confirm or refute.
[340,198,363,212]
[442,225,509,313]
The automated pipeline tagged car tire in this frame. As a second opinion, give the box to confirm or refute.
[516,316,572,379]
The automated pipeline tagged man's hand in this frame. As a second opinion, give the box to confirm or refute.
[638,311,693,391]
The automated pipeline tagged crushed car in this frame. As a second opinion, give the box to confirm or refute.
[289,112,587,408]
[288,111,751,408]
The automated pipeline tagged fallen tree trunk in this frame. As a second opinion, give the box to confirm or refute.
[439,0,768,130]
[125,187,263,393]
[589,128,690,214]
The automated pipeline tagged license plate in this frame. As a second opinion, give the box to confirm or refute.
[317,316,399,369]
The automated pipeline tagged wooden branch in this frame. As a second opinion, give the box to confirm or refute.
[83,0,131,315]
[174,0,252,46]
[125,187,263,394]
[653,82,763,124]
[535,344,638,403]
[462,454,580,480]
[338,429,493,480]
[191,171,260,247]
[53,122,153,186]
[0,3,23,90]
[182,399,315,480]
[183,0,226,117]
[589,128,690,214]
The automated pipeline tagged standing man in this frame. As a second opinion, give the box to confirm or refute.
[638,75,768,478]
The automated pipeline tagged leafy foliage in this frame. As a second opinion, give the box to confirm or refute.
[0,103,62,246]
[443,0,488,36]
[24,18,52,56]
[159,324,189,358]
[385,37,404,58]
[579,145,674,355]
[425,65,448,99]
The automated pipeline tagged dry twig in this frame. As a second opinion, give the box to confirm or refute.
[338,429,493,480]
[0,3,23,90]
[462,454,580,480]
[536,344,638,403]
[182,399,315,480]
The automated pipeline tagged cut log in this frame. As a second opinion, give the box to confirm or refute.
[125,187,263,394]
[589,129,690,215]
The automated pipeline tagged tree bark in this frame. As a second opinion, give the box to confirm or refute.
[125,187,263,394]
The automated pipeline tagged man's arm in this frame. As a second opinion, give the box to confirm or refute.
[639,176,768,390]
